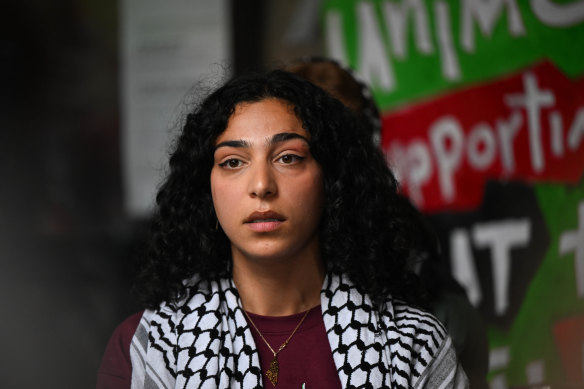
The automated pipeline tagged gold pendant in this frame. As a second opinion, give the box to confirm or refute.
[266,356,279,386]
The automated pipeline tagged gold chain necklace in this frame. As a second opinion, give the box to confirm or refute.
[243,308,311,387]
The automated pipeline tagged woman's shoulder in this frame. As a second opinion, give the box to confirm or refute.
[384,298,449,353]
[96,311,144,389]
[384,299,468,387]
[390,299,448,337]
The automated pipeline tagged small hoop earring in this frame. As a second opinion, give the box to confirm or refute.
[215,219,219,231]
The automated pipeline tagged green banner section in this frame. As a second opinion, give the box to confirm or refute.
[487,181,584,385]
[323,0,584,110]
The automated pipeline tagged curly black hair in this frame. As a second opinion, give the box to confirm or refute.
[134,70,423,309]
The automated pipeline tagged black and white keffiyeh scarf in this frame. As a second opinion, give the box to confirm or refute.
[130,274,468,389]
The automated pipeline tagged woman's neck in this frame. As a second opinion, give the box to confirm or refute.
[232,251,324,316]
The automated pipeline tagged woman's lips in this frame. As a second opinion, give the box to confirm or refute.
[244,211,285,232]
[246,220,283,232]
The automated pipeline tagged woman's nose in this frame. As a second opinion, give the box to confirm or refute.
[248,162,277,198]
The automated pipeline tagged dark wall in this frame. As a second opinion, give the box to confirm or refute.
[0,2,139,388]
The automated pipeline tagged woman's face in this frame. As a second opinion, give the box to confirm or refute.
[210,98,324,265]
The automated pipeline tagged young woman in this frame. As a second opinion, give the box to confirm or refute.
[97,70,468,389]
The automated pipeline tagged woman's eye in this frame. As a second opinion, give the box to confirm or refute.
[277,154,304,164]
[219,158,243,169]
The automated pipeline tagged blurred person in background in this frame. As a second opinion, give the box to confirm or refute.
[285,56,381,145]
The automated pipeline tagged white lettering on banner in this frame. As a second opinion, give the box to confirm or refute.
[381,0,433,59]
[327,1,583,94]
[490,373,507,389]
[473,219,531,315]
[386,140,432,204]
[461,0,525,53]
[526,360,545,385]
[559,201,584,297]
[549,111,564,157]
[450,220,531,315]
[505,72,555,172]
[407,140,432,205]
[357,2,395,90]
[490,346,511,369]
[386,141,406,183]
[430,116,464,202]
[435,1,461,81]
[451,229,482,306]
[325,11,348,65]
[568,108,584,150]
[531,0,584,27]
[496,112,523,173]
[489,347,511,389]
[386,72,584,207]
[467,122,497,169]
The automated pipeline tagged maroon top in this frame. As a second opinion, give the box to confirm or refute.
[245,305,342,389]
[96,311,142,389]
[96,306,341,389]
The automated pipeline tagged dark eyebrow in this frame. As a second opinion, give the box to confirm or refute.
[214,132,309,151]
[269,132,310,146]
[214,139,251,151]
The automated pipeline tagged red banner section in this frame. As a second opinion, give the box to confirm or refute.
[382,61,584,212]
